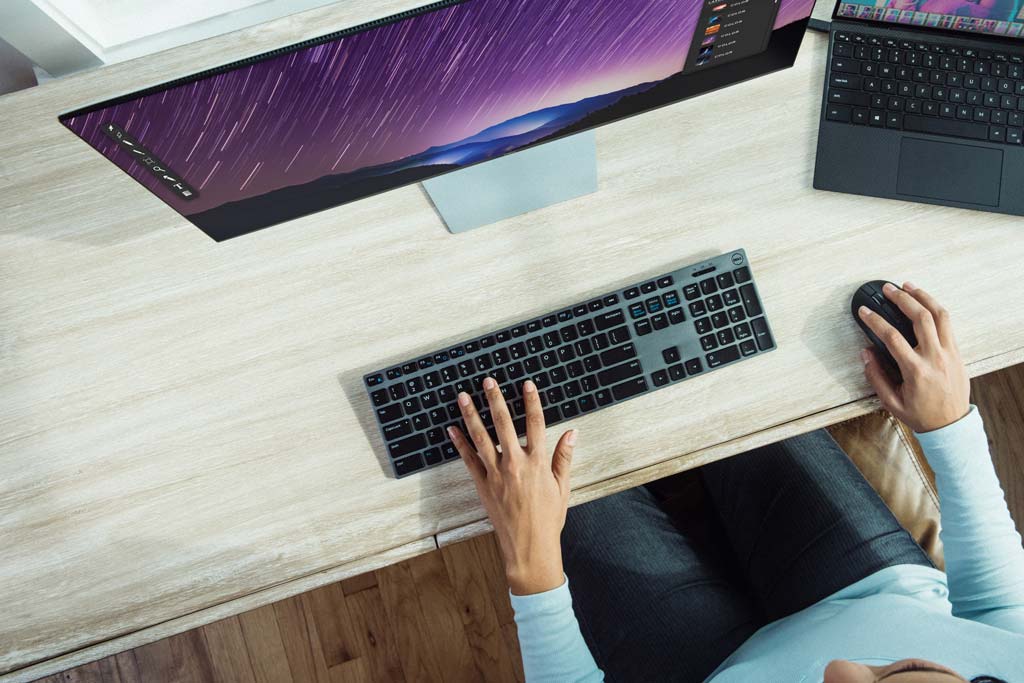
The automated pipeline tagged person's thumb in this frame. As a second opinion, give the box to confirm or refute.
[551,429,577,494]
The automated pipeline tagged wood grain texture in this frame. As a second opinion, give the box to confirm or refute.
[200,617,255,683]
[971,364,1024,538]
[4,0,1024,679]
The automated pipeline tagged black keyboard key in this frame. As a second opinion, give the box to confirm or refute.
[608,326,631,345]
[740,340,757,356]
[383,419,413,441]
[442,442,460,460]
[594,389,613,406]
[394,454,425,476]
[832,57,861,73]
[903,114,988,140]
[561,400,580,418]
[651,313,668,330]
[371,389,389,407]
[600,344,638,366]
[826,103,851,122]
[596,310,625,330]
[652,370,669,387]
[611,377,648,401]
[412,413,430,431]
[739,284,762,317]
[700,334,718,351]
[635,320,652,336]
[426,427,445,445]
[668,307,685,325]
[657,276,674,288]
[662,346,680,363]
[685,358,703,375]
[641,281,657,293]
[689,301,707,317]
[699,278,717,295]
[598,360,643,386]
[366,373,384,387]
[377,404,403,424]
[694,317,712,334]
[706,345,740,368]
[828,89,869,107]
[388,434,427,459]
[683,284,700,300]
[386,367,403,380]
[423,448,443,466]
[669,363,685,380]
[624,287,640,299]
[389,384,407,401]
[751,317,774,351]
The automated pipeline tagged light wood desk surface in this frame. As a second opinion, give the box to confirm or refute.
[2,2,1024,680]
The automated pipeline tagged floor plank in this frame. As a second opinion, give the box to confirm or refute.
[34,364,1024,683]
[441,538,520,683]
[201,617,255,683]
[273,595,331,683]
[971,364,1024,538]
[237,605,293,683]
[343,586,405,682]
[132,630,215,683]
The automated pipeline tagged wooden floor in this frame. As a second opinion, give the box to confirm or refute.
[35,364,1024,683]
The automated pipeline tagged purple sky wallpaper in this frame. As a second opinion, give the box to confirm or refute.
[63,0,814,236]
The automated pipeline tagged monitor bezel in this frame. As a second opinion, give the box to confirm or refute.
[59,0,813,240]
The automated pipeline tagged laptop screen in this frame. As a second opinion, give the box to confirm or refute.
[837,0,1024,38]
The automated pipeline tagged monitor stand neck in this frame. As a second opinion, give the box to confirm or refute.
[421,130,598,234]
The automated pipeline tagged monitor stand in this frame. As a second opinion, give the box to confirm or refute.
[422,130,598,234]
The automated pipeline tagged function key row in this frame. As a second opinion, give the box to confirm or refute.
[834,33,1023,63]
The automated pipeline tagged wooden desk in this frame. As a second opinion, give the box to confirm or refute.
[2,2,1023,680]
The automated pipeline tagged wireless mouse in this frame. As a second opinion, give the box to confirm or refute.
[851,280,918,381]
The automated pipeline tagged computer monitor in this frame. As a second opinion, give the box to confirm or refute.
[60,0,815,241]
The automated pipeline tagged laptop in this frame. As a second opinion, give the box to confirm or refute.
[814,0,1024,216]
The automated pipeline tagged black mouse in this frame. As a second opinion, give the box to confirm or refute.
[851,280,918,381]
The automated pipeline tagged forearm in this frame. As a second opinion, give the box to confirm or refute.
[915,406,1024,631]
[511,577,603,682]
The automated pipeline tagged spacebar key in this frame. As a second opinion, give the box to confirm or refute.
[903,115,988,141]
[611,377,648,401]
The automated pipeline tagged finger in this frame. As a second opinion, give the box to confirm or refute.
[862,348,905,415]
[458,391,497,471]
[551,429,577,495]
[902,282,956,350]
[522,380,546,454]
[483,377,520,456]
[858,305,918,375]
[447,425,487,485]
[882,282,937,353]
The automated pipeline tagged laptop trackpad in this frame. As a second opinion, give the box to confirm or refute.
[897,138,1002,207]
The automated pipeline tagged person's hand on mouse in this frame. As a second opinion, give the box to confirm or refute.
[448,377,577,595]
[857,282,970,433]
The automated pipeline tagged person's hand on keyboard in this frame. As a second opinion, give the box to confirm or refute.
[858,282,970,433]
[447,377,578,595]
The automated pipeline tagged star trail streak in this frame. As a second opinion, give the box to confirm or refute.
[64,0,813,217]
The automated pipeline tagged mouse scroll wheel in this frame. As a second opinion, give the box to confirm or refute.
[871,293,885,307]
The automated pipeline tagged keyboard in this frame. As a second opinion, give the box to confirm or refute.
[364,249,776,478]
[824,30,1024,145]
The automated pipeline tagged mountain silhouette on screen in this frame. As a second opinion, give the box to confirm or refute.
[188,80,659,239]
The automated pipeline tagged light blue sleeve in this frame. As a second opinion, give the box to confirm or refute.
[509,577,604,682]
[915,405,1024,633]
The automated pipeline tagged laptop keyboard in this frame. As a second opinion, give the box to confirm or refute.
[363,250,776,478]
[824,30,1024,145]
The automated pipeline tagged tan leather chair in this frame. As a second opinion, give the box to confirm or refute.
[829,411,944,569]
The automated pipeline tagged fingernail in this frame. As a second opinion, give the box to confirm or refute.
[458,392,470,406]
[903,281,916,291]
[483,377,496,390]
[882,282,897,294]
[859,305,872,317]
[446,426,457,438]
[523,380,536,393]
[861,349,871,365]
[566,429,578,446]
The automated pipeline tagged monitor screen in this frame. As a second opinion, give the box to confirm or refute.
[837,0,1024,38]
[61,0,814,241]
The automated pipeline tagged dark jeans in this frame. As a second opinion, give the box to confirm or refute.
[562,429,933,683]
